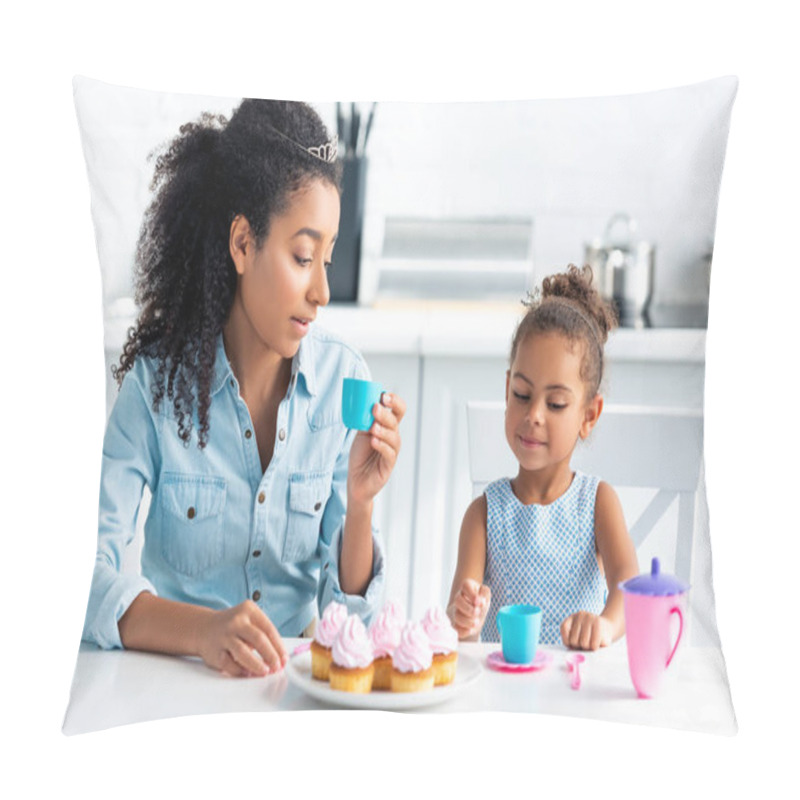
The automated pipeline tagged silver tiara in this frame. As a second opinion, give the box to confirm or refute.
[266,124,338,164]
[307,135,338,163]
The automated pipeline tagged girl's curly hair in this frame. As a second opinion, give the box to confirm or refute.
[510,264,619,399]
[112,99,342,448]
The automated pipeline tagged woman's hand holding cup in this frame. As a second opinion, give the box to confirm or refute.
[345,382,406,507]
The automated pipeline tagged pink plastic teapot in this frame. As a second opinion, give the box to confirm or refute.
[619,557,689,699]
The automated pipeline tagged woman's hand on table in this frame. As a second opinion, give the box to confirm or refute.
[347,392,406,506]
[448,578,491,640]
[196,600,288,677]
[561,611,613,651]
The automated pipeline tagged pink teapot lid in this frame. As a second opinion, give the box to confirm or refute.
[619,557,689,597]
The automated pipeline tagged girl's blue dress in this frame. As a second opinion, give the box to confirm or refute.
[483,472,606,645]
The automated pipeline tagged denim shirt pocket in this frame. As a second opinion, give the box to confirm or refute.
[282,471,331,563]
[160,473,227,577]
[308,400,342,432]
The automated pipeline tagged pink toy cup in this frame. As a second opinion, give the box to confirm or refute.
[620,558,689,699]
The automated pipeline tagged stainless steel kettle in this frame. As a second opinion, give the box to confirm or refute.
[584,213,655,326]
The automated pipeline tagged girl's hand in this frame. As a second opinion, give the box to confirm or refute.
[448,578,491,640]
[561,611,613,651]
[347,392,406,507]
[196,600,288,677]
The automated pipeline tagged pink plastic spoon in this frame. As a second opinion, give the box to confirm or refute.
[566,653,585,690]
[291,642,311,657]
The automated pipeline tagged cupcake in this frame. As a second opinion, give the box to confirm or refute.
[310,601,348,681]
[329,615,375,693]
[368,603,405,690]
[421,606,459,686]
[390,621,435,693]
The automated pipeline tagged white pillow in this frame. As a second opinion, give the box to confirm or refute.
[68,75,738,735]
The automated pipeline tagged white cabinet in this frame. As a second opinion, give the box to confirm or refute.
[354,353,420,610]
[406,347,705,618]
[103,303,706,623]
[410,354,506,617]
[324,305,707,619]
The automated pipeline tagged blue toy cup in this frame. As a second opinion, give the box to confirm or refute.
[342,377,384,431]
[496,604,542,664]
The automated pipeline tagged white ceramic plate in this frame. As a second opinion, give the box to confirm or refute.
[285,651,482,710]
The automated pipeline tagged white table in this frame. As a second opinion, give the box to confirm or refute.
[62,639,736,736]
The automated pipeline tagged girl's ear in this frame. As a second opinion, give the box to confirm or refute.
[579,393,603,440]
[229,215,253,276]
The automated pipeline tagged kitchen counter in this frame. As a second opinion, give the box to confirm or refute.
[316,301,707,361]
[103,297,706,363]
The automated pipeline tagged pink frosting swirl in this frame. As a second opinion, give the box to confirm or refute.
[315,601,348,648]
[421,605,458,654]
[369,606,404,657]
[382,599,406,625]
[392,621,433,673]
[331,615,374,669]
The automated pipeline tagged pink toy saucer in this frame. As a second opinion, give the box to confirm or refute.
[486,649,552,673]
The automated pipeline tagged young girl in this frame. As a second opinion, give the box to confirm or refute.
[82,99,405,677]
[447,265,638,650]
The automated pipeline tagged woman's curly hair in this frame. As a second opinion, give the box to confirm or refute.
[510,264,619,399]
[112,99,342,448]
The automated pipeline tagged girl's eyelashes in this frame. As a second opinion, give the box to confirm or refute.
[511,390,567,411]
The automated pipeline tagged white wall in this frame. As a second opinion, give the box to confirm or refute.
[81,77,734,311]
[357,79,734,306]
[74,79,238,306]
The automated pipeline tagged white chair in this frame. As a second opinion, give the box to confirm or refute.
[466,401,704,584]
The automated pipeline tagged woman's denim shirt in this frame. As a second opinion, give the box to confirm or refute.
[83,326,385,648]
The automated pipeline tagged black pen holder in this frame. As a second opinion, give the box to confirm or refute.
[329,156,367,303]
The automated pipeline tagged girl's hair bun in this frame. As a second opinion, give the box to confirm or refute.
[538,264,618,344]
[511,264,619,398]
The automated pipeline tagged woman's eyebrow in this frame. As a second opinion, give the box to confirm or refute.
[292,227,338,245]
[292,227,322,241]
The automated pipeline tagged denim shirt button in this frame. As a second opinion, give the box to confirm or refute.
[258,492,265,504]
[278,428,286,442]
[252,590,261,601]
[245,429,252,439]
[252,550,261,558]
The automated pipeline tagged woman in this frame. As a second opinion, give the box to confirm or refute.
[83,98,405,677]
